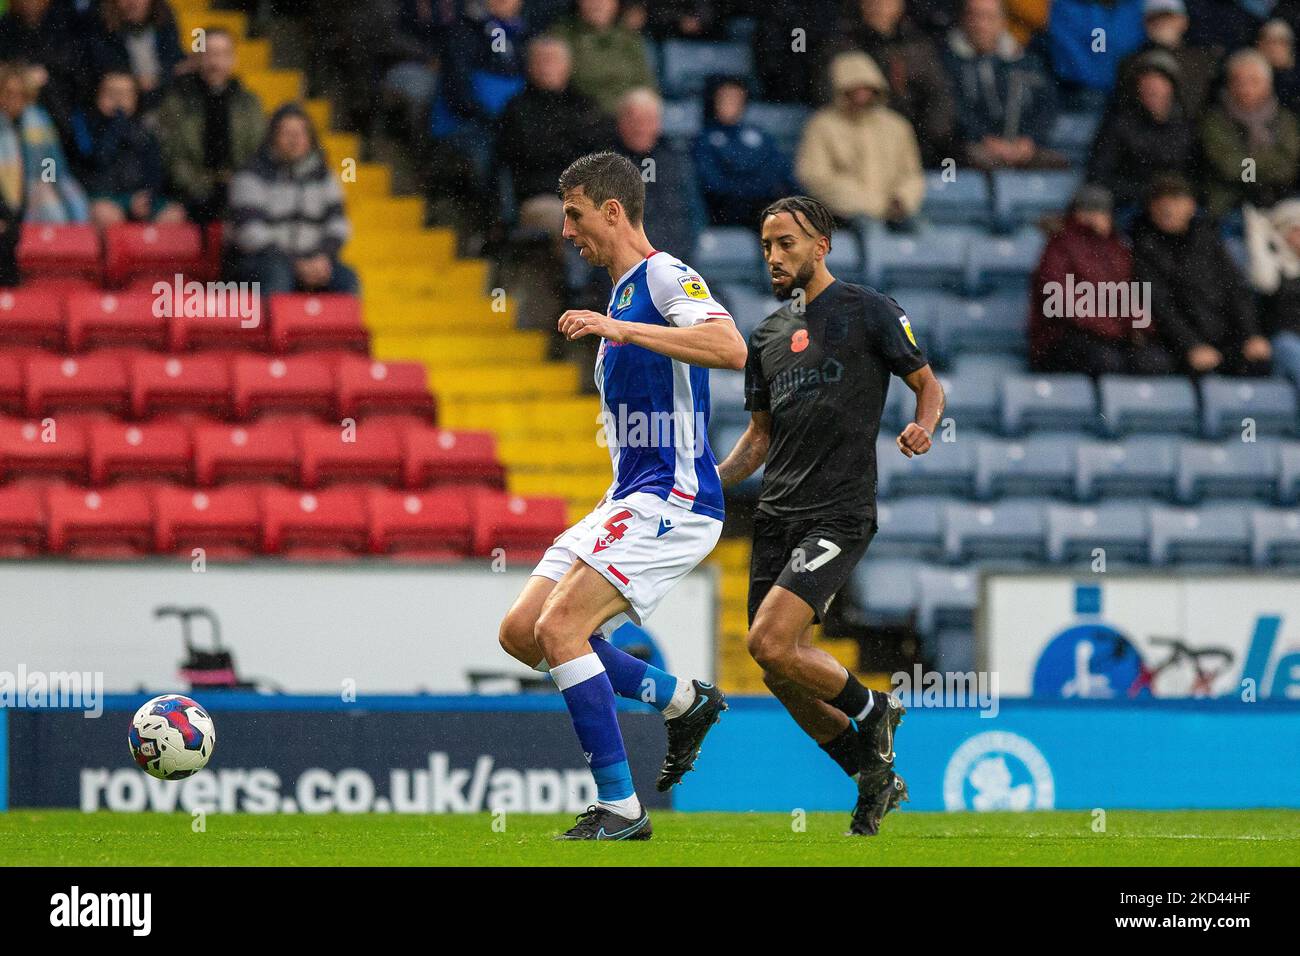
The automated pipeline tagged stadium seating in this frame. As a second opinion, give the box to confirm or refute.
[1199,377,1298,438]
[991,170,1082,230]
[1000,373,1097,434]
[16,224,102,282]
[1149,504,1253,565]
[659,40,752,97]
[66,292,168,351]
[1098,376,1199,436]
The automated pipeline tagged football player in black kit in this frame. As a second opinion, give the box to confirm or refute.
[717,196,946,836]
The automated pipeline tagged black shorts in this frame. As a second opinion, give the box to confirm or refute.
[747,510,876,626]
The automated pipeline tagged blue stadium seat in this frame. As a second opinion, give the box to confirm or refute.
[865,221,972,291]
[1175,440,1279,502]
[1149,504,1252,565]
[1045,502,1150,564]
[874,497,951,560]
[916,565,979,634]
[921,169,992,226]
[1049,112,1102,164]
[1280,443,1300,504]
[929,291,1029,357]
[876,432,978,498]
[693,227,764,286]
[1075,436,1179,500]
[975,435,1078,499]
[882,377,910,430]
[927,629,977,672]
[709,368,747,426]
[850,557,924,623]
[942,499,1048,562]
[1250,507,1300,565]
[935,366,1000,431]
[824,228,864,283]
[949,352,1026,377]
[1001,373,1098,434]
[991,169,1082,229]
[1098,376,1199,436]
[964,226,1045,294]
[660,40,753,97]
[743,102,810,156]
[1199,376,1299,438]
[708,421,761,495]
[718,284,778,337]
[661,98,703,141]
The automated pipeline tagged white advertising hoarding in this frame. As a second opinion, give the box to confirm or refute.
[983,573,1300,699]
[0,560,716,694]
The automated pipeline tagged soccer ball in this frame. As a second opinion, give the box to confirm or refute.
[128,695,216,780]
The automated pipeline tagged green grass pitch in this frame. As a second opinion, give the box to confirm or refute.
[1,809,1295,866]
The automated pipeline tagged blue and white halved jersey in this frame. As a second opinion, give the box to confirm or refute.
[595,251,731,521]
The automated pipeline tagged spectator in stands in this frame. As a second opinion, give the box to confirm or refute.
[838,0,957,166]
[692,76,794,226]
[1244,199,1300,385]
[1046,0,1146,104]
[226,104,357,295]
[752,0,843,104]
[547,0,656,113]
[71,71,186,227]
[943,0,1064,169]
[1088,50,1196,213]
[1132,174,1271,375]
[1183,0,1266,53]
[1029,184,1171,374]
[87,0,185,113]
[629,0,725,40]
[795,51,925,224]
[615,87,703,257]
[497,37,613,237]
[1114,0,1219,117]
[1258,19,1300,114]
[0,63,88,228]
[1200,48,1300,221]
[379,0,449,139]
[1004,0,1050,46]
[0,0,86,142]
[157,26,265,224]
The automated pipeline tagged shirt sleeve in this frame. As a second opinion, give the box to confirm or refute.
[645,256,734,328]
[743,331,769,412]
[874,294,929,378]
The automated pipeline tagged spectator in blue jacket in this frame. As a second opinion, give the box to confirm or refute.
[692,76,794,227]
[1046,0,1146,101]
[944,0,1064,168]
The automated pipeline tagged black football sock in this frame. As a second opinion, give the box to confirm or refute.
[827,670,874,722]
[818,723,861,777]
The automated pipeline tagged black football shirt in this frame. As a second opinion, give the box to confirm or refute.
[744,280,928,521]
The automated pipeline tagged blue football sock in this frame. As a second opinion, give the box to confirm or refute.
[550,654,635,804]
[589,635,679,713]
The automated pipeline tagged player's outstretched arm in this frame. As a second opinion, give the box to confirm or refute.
[718,412,771,488]
[559,310,747,370]
[897,364,945,459]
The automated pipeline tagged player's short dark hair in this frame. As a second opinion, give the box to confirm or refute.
[557,151,646,225]
[760,195,835,251]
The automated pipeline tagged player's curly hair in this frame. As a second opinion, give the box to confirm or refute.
[760,195,835,251]
[558,151,646,225]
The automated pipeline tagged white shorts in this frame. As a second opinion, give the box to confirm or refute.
[531,491,723,633]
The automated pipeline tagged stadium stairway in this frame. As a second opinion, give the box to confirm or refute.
[182,0,787,684]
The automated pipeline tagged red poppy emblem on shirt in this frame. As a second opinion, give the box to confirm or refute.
[791,329,809,353]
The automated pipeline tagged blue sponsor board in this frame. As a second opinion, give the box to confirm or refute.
[4,695,1297,813]
[674,697,1300,812]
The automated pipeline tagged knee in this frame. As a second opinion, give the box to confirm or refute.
[533,607,583,662]
[747,625,792,675]
[498,608,537,664]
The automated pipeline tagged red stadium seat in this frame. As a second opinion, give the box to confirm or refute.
[104,223,205,286]
[87,418,192,484]
[168,290,270,351]
[332,355,436,419]
[0,288,66,349]
[24,351,130,415]
[154,483,263,556]
[65,291,167,351]
[399,425,505,489]
[0,416,88,481]
[268,293,369,353]
[230,354,335,418]
[128,352,232,418]
[191,420,300,485]
[0,351,23,413]
[366,486,473,556]
[471,491,567,558]
[0,481,46,555]
[17,224,102,282]
[46,483,154,555]
[297,419,403,487]
[260,485,369,555]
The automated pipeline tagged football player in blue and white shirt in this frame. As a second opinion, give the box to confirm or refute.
[497,152,746,840]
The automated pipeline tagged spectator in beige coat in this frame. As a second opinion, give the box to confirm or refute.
[795,51,925,224]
